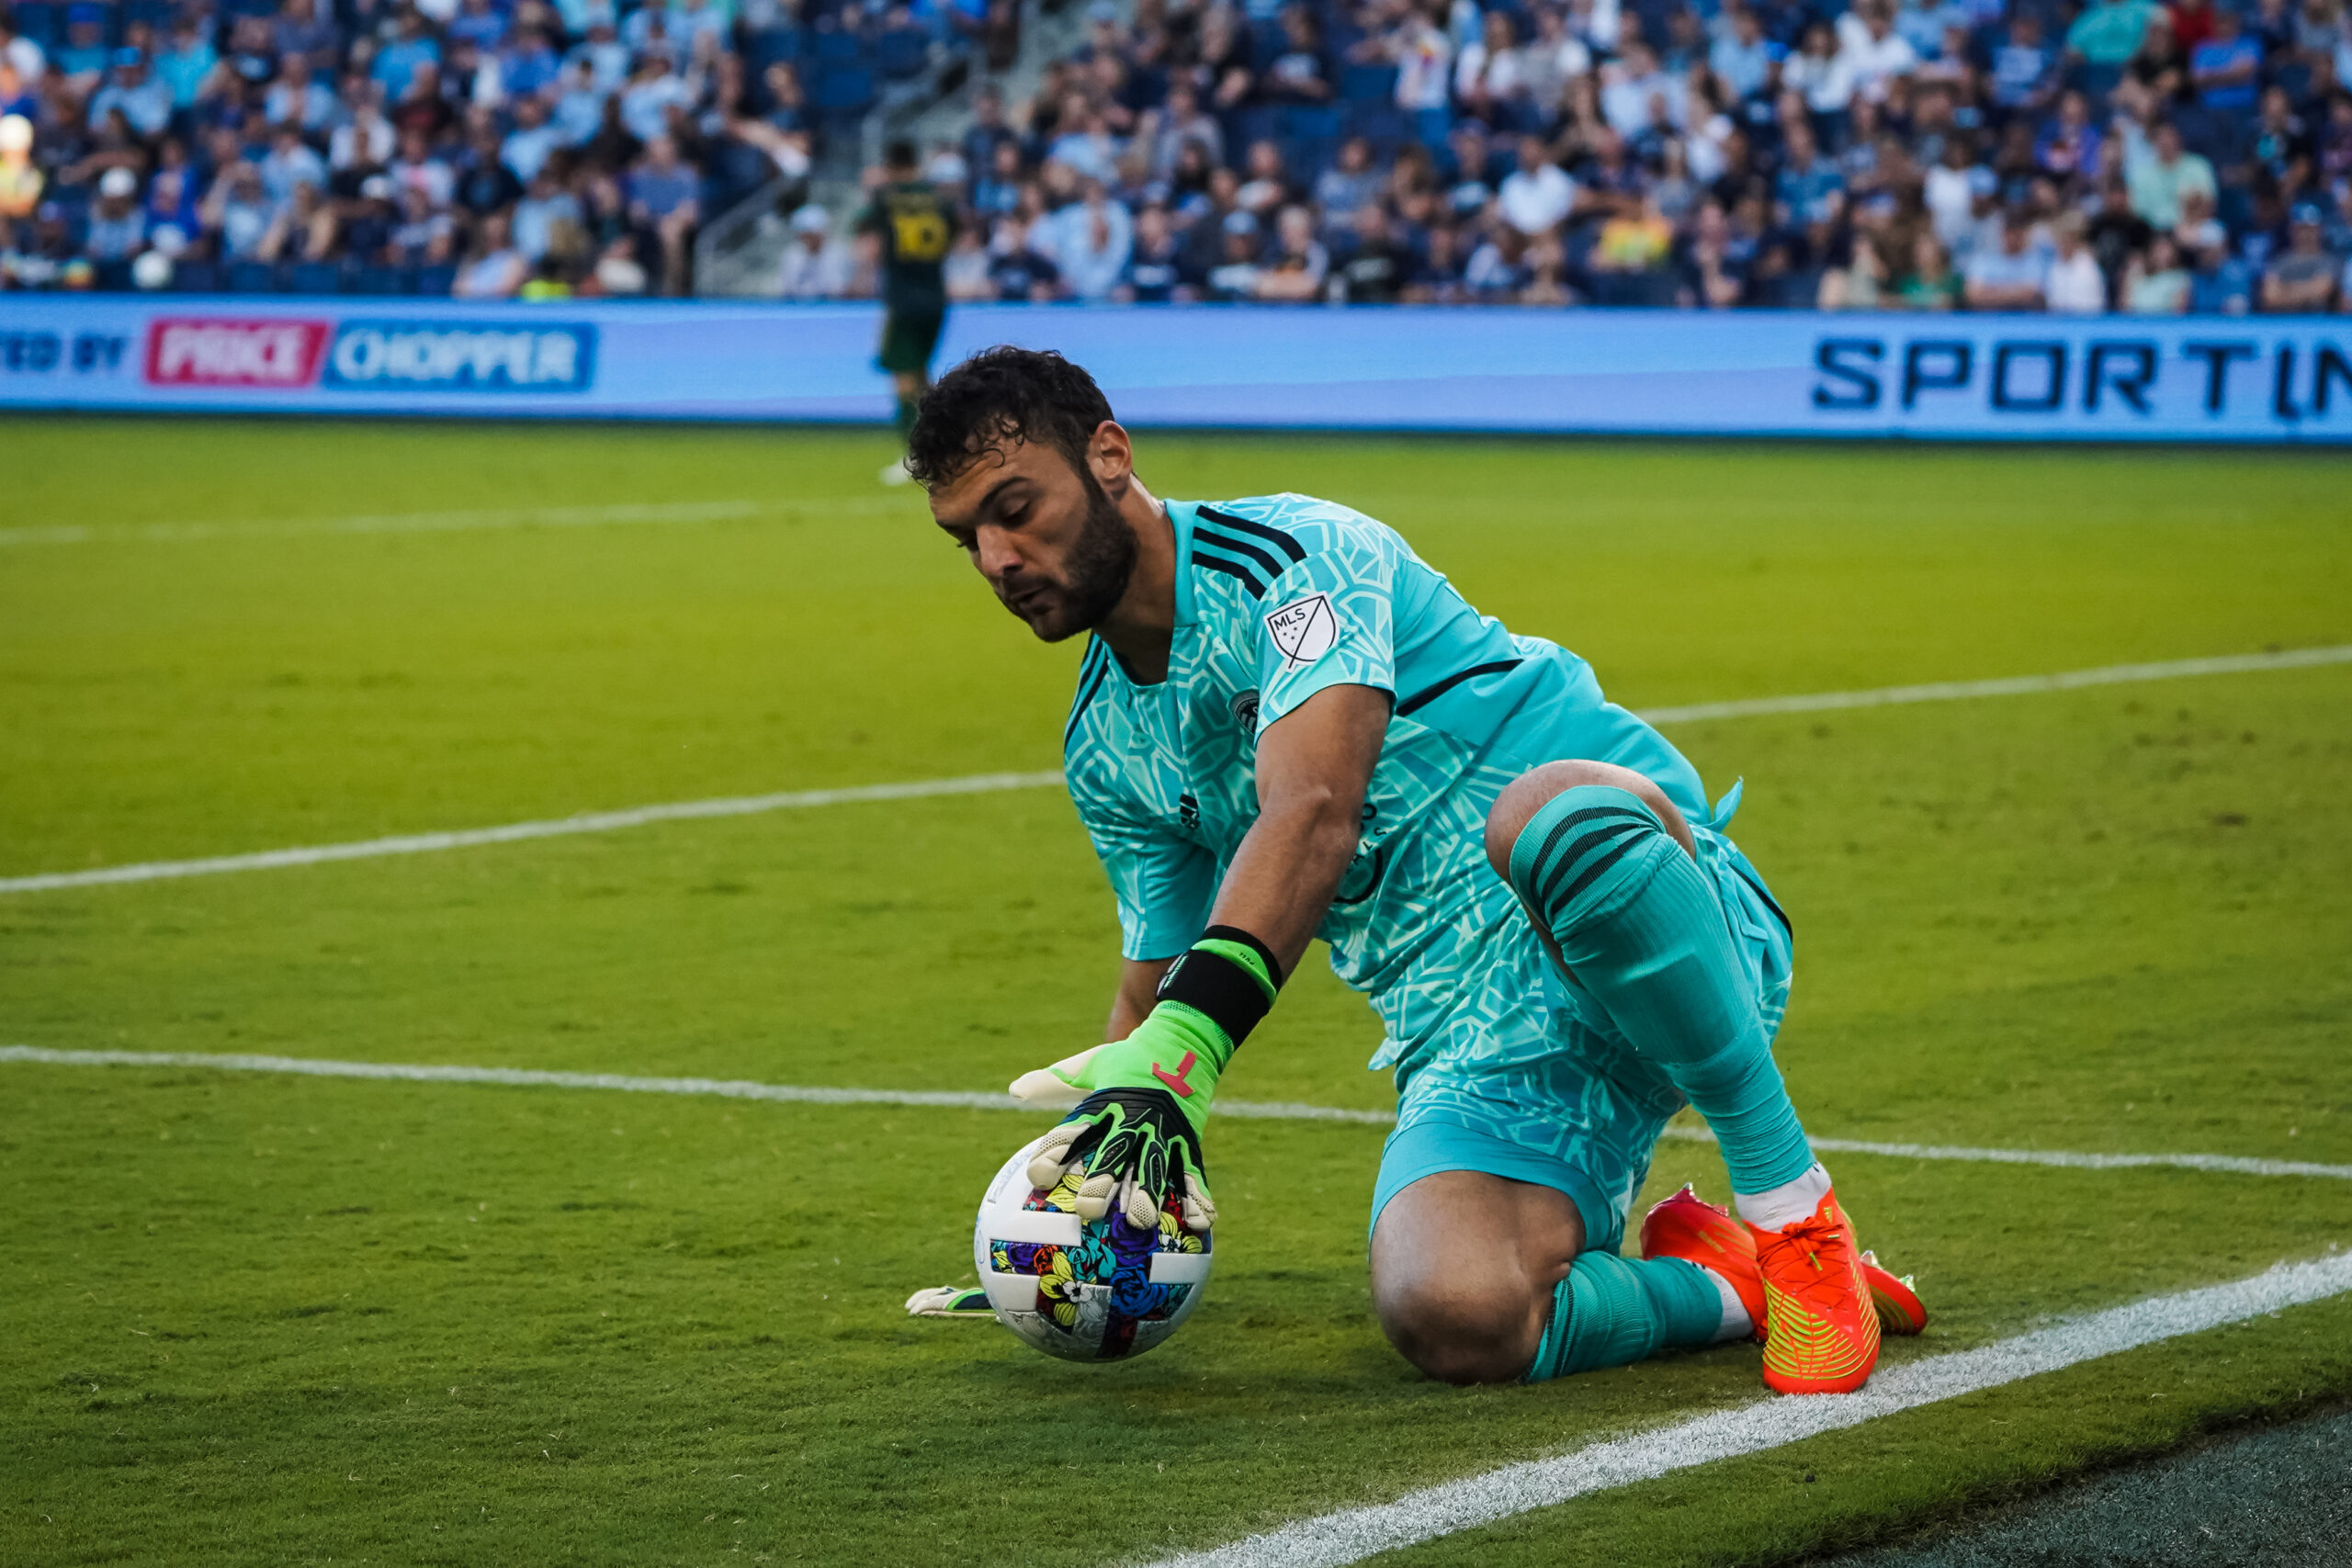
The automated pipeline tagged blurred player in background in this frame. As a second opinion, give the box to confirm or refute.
[859,140,956,487]
[903,347,1928,1393]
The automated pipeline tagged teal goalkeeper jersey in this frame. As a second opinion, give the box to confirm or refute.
[1062,492,1716,1077]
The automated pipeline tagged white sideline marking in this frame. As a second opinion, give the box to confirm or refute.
[1656,1124,2352,1182]
[3,1047,2344,1180]
[0,773,1068,895]
[1640,645,2352,725]
[1153,1249,2352,1568]
[0,496,901,547]
[5,646,2346,898]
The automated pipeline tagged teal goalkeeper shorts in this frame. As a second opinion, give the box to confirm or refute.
[1369,827,1794,1255]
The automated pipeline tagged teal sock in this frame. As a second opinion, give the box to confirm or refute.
[894,394,919,444]
[1523,1252,1722,1382]
[1509,784,1814,1195]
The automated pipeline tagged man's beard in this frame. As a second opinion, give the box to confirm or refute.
[1011,467,1136,641]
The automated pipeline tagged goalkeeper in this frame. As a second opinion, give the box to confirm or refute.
[903,348,1924,1393]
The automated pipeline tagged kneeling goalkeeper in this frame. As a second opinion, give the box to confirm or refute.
[904,348,1923,1391]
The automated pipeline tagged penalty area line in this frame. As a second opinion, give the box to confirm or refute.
[4,644,2346,897]
[2,1046,2344,1181]
[1148,1248,2352,1568]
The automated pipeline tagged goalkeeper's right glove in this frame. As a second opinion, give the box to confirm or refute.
[1008,926,1283,1232]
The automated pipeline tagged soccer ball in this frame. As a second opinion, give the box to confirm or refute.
[972,1131,1212,1361]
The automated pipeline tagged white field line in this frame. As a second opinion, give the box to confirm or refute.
[1640,644,2352,725]
[0,496,902,547]
[5,646,2346,899]
[0,773,1068,895]
[4,1046,2345,1181]
[1153,1248,2352,1568]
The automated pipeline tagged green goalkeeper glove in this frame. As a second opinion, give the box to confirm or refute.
[1009,929,1283,1234]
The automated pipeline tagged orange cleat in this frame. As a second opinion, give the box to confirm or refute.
[1747,1188,1882,1394]
[1638,1185,1763,1342]
[1861,1250,1928,1336]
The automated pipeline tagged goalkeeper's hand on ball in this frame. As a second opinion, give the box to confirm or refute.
[1007,928,1283,1235]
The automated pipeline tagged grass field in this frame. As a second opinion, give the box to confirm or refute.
[3,418,2349,1567]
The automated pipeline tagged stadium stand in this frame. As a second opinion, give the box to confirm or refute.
[0,0,2347,307]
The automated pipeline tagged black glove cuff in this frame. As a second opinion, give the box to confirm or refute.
[1156,943,1274,1050]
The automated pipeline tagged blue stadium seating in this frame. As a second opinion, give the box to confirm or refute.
[1339,62,1397,104]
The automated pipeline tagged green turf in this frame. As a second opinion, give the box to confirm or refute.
[3,418,2349,1567]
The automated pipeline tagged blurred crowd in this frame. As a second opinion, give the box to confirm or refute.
[0,0,966,293]
[781,0,2352,310]
[6,0,2352,307]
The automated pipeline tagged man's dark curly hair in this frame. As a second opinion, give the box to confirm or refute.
[905,347,1115,489]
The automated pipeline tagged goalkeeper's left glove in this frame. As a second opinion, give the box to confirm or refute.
[1009,927,1283,1234]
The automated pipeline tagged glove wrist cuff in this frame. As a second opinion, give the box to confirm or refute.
[1154,931,1280,1056]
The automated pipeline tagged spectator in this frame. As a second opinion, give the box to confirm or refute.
[988,214,1062,300]
[2123,232,2191,310]
[1711,6,1779,103]
[90,51,172,140]
[454,209,528,296]
[2262,203,2341,309]
[1121,203,1184,300]
[85,166,147,263]
[265,181,339,263]
[1898,231,1964,307]
[1591,193,1677,275]
[2066,0,2159,67]
[2188,6,2262,114]
[1837,2,1921,96]
[1266,6,1333,103]
[265,54,338,135]
[1315,137,1385,229]
[2036,91,2102,180]
[2187,225,2256,312]
[620,54,695,146]
[2045,211,2109,310]
[201,163,277,260]
[260,126,329,207]
[1990,12,2058,113]
[374,9,443,100]
[2127,119,2216,229]
[944,224,995,301]
[1963,209,2050,307]
[1600,40,1687,137]
[1204,207,1264,299]
[1784,23,1859,118]
[1385,0,1455,144]
[1498,136,1577,234]
[155,20,218,115]
[628,134,700,295]
[1048,182,1136,299]
[1253,202,1329,299]
[504,164,573,262]
[389,184,456,266]
[1778,121,1848,224]
[503,96,563,182]
[277,0,340,70]
[1335,204,1409,301]
[333,99,398,178]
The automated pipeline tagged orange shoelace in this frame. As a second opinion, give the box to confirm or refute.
[1756,1213,1860,1314]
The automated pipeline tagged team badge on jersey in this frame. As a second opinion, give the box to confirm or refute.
[1264,594,1337,670]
